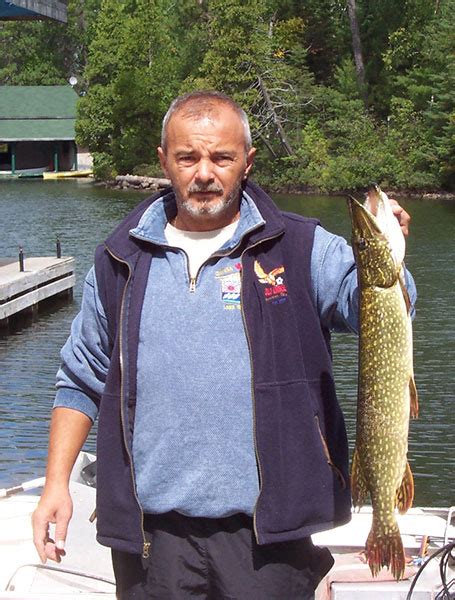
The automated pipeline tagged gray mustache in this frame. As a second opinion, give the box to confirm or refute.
[188,183,223,194]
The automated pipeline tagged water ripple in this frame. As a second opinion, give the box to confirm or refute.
[0,183,453,508]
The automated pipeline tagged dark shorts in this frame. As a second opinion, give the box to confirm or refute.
[112,511,334,600]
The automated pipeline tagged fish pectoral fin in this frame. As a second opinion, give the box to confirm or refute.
[409,375,419,419]
[396,461,414,514]
[351,447,368,508]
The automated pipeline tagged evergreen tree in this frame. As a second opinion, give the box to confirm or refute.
[2,0,450,189]
[184,0,315,161]
[0,0,100,85]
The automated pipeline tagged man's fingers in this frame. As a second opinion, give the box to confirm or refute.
[54,515,69,551]
[32,517,68,564]
[33,532,48,564]
[44,539,66,563]
[32,492,72,564]
[389,198,411,237]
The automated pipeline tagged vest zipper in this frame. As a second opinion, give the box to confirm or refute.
[239,232,283,544]
[105,245,150,559]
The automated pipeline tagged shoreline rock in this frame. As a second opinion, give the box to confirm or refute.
[109,174,171,191]
[100,175,455,200]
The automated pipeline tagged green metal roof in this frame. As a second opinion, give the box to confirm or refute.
[0,86,77,141]
[0,119,75,141]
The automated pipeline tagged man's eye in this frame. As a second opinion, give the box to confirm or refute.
[178,156,194,164]
[215,155,233,165]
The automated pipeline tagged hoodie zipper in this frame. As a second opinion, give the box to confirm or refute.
[178,227,282,541]
[187,235,250,293]
[105,245,150,559]
[187,229,283,540]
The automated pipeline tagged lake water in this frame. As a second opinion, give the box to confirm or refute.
[0,180,454,507]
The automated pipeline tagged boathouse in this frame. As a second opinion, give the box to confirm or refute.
[0,85,91,176]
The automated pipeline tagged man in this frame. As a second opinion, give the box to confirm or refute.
[32,91,414,599]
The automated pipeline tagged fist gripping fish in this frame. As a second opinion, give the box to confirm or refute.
[347,185,418,580]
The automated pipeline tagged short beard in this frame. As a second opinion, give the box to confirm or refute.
[178,181,242,219]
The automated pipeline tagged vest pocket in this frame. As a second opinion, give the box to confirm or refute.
[314,415,347,490]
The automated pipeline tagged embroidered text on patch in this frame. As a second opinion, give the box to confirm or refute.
[254,260,288,304]
[218,271,241,309]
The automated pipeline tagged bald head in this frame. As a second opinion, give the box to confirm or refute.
[161,91,252,153]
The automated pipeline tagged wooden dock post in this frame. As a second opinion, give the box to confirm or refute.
[0,256,75,328]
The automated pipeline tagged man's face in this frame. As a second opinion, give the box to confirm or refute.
[158,104,256,231]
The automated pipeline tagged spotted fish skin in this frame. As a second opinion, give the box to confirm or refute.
[347,193,418,581]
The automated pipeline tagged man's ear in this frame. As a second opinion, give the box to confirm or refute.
[244,147,256,179]
[157,147,168,178]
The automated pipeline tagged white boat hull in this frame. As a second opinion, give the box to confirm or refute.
[0,453,115,599]
[1,453,453,599]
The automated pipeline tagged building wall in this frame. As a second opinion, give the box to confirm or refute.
[76,147,93,170]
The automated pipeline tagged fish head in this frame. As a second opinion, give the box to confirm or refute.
[364,184,406,267]
[364,183,381,214]
[347,196,398,289]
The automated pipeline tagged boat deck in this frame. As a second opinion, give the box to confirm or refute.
[0,453,453,599]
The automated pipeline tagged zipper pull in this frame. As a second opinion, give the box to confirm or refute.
[189,278,196,293]
[142,541,151,559]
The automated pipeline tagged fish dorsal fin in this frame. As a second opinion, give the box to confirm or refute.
[364,186,406,267]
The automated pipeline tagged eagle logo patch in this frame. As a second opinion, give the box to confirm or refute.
[254,260,288,304]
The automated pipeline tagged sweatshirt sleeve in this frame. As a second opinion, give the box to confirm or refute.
[53,266,111,422]
[310,225,417,334]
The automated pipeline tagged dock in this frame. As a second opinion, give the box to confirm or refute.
[0,256,75,327]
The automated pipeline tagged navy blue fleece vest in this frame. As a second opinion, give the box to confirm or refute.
[93,181,351,553]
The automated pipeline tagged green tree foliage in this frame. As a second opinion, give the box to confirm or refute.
[0,0,100,85]
[389,0,455,188]
[0,20,69,85]
[0,0,452,190]
[185,0,315,163]
[77,0,207,177]
[75,0,126,177]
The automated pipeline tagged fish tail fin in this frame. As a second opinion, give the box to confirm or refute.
[366,519,406,581]
[396,461,414,514]
[409,375,419,418]
[350,447,368,508]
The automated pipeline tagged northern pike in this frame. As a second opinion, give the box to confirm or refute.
[348,185,418,580]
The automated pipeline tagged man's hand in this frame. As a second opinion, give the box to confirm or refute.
[389,198,411,237]
[31,407,92,563]
[32,487,73,563]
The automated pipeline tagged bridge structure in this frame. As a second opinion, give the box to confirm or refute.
[0,0,67,22]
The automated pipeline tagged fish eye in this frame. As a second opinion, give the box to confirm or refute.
[358,238,368,250]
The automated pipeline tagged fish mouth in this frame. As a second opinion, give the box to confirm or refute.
[347,195,382,238]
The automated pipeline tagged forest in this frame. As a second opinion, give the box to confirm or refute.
[1,0,453,192]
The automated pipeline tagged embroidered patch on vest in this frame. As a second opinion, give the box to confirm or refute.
[216,264,242,310]
[254,260,288,305]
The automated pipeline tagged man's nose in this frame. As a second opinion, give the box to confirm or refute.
[195,159,215,183]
